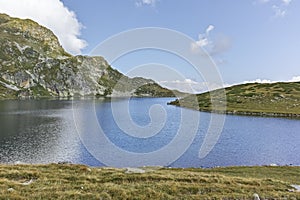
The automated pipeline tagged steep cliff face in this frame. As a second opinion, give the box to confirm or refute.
[0,13,175,99]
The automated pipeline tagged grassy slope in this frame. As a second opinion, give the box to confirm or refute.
[0,164,299,199]
[170,82,300,117]
[97,68,181,97]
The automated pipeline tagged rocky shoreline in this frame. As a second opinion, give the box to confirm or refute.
[225,110,300,118]
[169,102,300,119]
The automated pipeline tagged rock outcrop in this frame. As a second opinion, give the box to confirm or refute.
[0,13,175,99]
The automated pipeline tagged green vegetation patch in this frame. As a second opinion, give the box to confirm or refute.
[0,14,178,99]
[169,82,300,117]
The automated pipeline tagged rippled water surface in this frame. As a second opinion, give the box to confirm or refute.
[0,98,299,167]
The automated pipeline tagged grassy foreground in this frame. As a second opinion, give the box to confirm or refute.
[0,164,299,199]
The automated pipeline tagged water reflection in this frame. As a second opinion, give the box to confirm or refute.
[0,100,82,164]
[0,99,299,167]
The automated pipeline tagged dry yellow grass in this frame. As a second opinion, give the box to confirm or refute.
[0,164,299,199]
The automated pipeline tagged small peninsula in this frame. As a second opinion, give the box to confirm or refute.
[169,82,300,118]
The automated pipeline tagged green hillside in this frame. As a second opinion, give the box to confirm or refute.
[169,82,300,117]
[0,13,177,99]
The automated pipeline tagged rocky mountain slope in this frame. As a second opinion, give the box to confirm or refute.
[169,82,300,117]
[0,13,175,99]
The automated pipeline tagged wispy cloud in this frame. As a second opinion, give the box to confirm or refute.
[231,76,300,87]
[206,25,215,35]
[159,76,300,93]
[135,0,157,7]
[257,0,271,4]
[159,79,222,93]
[271,1,292,18]
[272,5,287,17]
[0,0,86,54]
[256,0,293,18]
[191,25,214,52]
[191,25,231,57]
[282,0,292,5]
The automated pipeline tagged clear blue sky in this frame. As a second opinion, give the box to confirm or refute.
[59,0,300,86]
[1,0,291,90]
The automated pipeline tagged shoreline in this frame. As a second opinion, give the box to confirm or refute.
[169,103,300,119]
[2,97,300,119]
[1,161,299,168]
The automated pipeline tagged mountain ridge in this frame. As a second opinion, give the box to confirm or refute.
[0,13,178,99]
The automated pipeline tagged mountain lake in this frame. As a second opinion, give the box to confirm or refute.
[0,98,299,168]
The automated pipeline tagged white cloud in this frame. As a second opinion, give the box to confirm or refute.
[272,5,287,18]
[256,0,292,5]
[206,25,214,35]
[228,76,300,87]
[256,0,293,18]
[257,0,271,4]
[160,76,300,93]
[135,0,157,7]
[196,35,209,47]
[282,0,292,5]
[159,79,224,93]
[191,25,214,52]
[287,76,300,82]
[191,25,231,57]
[0,0,86,54]
[159,79,206,93]
[242,79,275,84]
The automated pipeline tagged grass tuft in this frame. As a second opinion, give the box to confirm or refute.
[0,164,299,199]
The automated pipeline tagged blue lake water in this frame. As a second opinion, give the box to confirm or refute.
[0,98,299,168]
